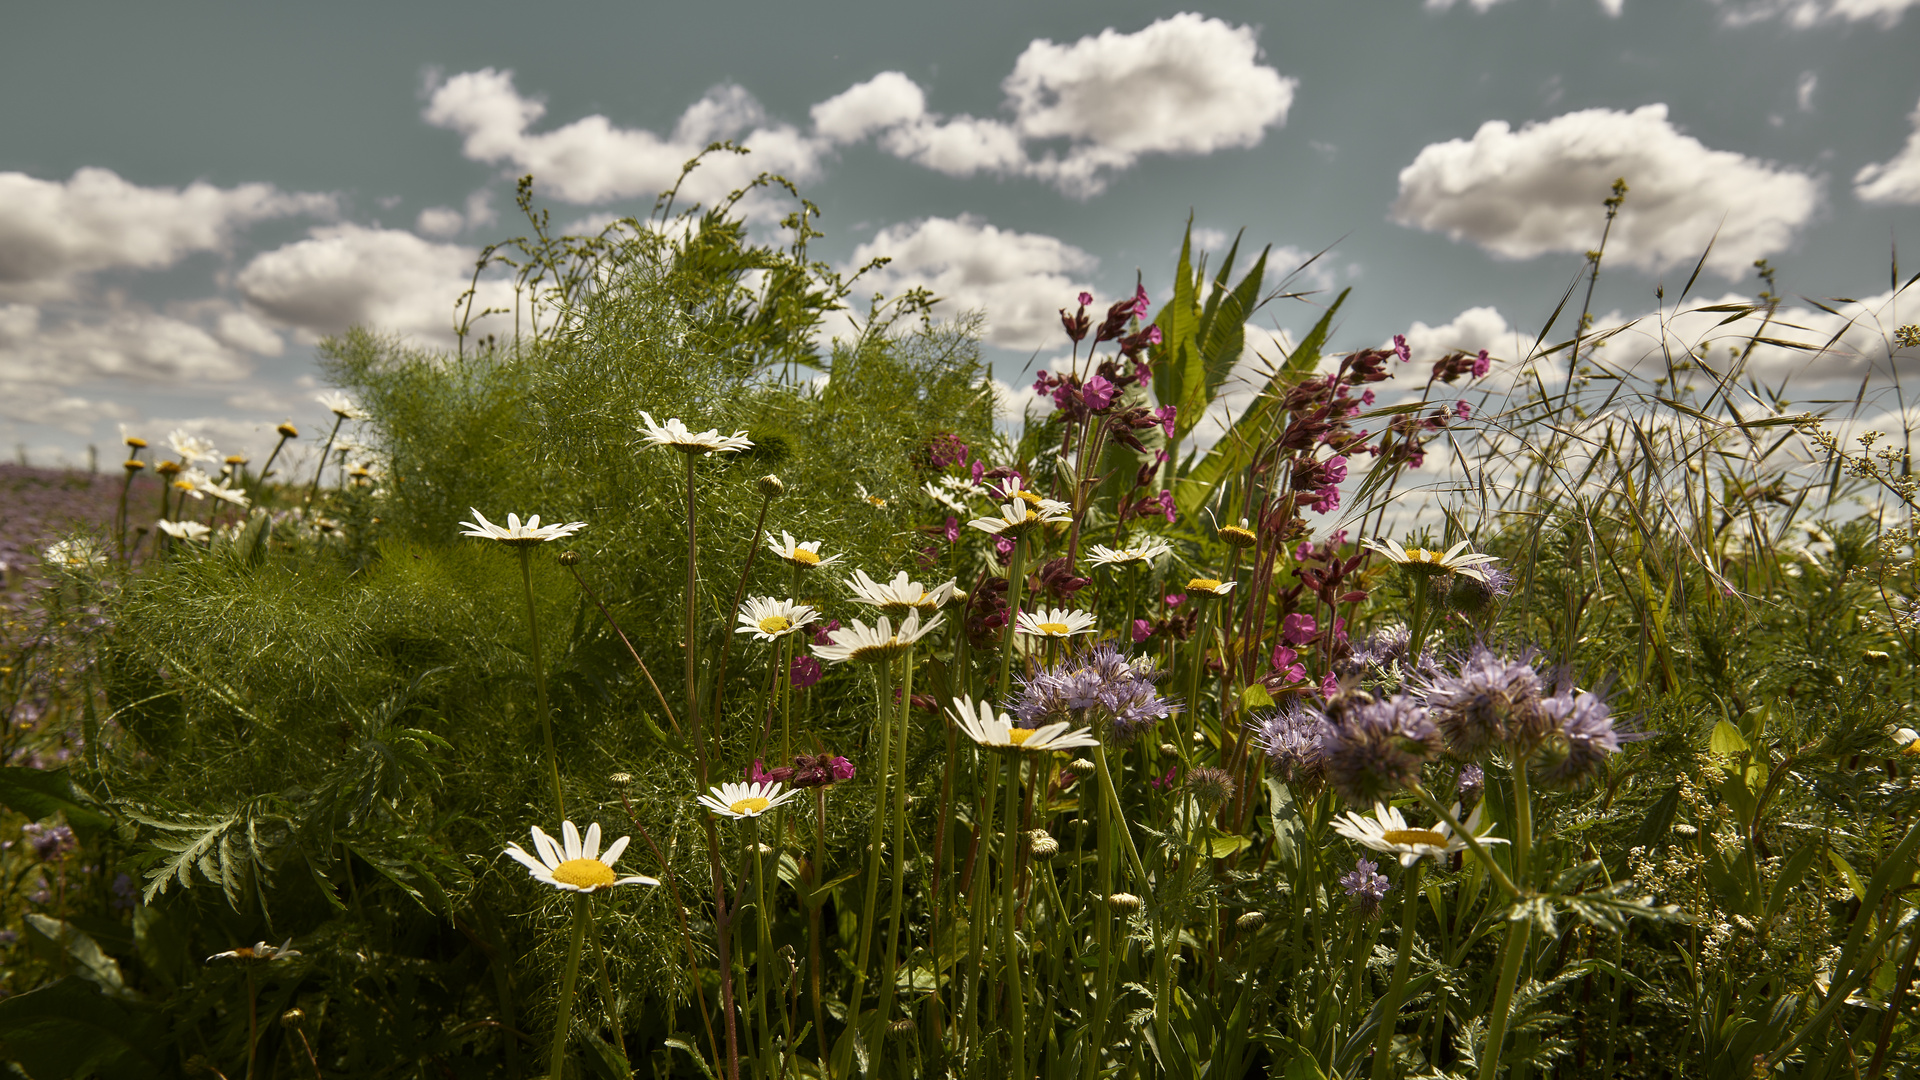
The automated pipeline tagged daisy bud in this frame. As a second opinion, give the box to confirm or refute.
[1159,742,1179,756]
[609,772,634,785]
[757,474,786,498]
[888,1018,918,1039]
[280,1008,306,1028]
[1064,757,1097,777]
[1107,892,1143,914]
[156,460,182,477]
[754,843,774,857]
[557,551,580,566]
[124,435,148,449]
[1028,831,1060,860]
[1235,911,1266,931]
[124,459,146,472]
[1863,649,1891,665]
[277,421,299,438]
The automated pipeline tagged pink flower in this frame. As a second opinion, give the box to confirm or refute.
[1132,283,1151,317]
[970,460,985,484]
[1455,400,1471,420]
[1324,455,1348,484]
[1083,374,1115,411]
[1271,645,1306,684]
[1078,291,1094,307]
[1320,672,1340,697]
[790,655,823,689]
[1145,324,1163,345]
[1294,540,1315,562]
[1132,618,1153,643]
[747,759,782,784]
[945,516,960,543]
[1149,764,1178,791]
[812,620,841,647]
[1283,613,1317,645]
[1310,487,1341,514]
[1361,389,1375,405]
[1165,593,1187,608]
[1154,404,1178,438]
[829,755,856,781]
[994,535,1014,557]
[1393,334,1410,363]
[1472,349,1491,378]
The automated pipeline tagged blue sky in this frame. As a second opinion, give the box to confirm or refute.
[3,0,1918,467]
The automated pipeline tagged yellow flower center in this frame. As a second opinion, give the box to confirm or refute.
[1407,549,1443,564]
[1007,728,1036,746]
[1021,509,1039,523]
[551,858,617,889]
[1381,829,1448,847]
[1015,490,1044,507]
[729,797,771,816]
[1036,622,1071,635]
[1187,578,1223,592]
[1902,741,1920,756]
[759,616,792,635]
[790,548,820,566]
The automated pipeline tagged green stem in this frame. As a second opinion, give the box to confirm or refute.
[1479,921,1530,1080]
[960,749,999,1062]
[752,817,775,1077]
[1084,750,1115,1080]
[303,414,344,507]
[520,546,564,817]
[589,900,627,1068]
[1405,575,1433,665]
[1000,753,1027,1075]
[548,895,589,1080]
[880,649,914,1023]
[998,536,1028,699]
[1410,787,1520,900]
[1372,862,1427,1080]
[849,661,896,1036]
[1094,745,1147,884]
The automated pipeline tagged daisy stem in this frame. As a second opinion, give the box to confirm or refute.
[518,546,564,817]
[548,894,589,1080]
[809,789,831,1069]
[1476,761,1535,1078]
[1084,756,1114,1080]
[1410,787,1519,900]
[1093,745,1147,885]
[709,485,775,739]
[1405,575,1433,664]
[685,453,706,783]
[880,649,914,1024]
[1182,603,1213,767]
[303,414,344,507]
[256,431,291,489]
[751,817,775,1077]
[849,660,896,1041]
[960,749,999,1062]
[1000,753,1027,1075]
[589,902,627,1068]
[1371,861,1426,1080]
[998,537,1028,700]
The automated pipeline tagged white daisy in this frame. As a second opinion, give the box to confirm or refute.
[156,519,212,542]
[638,411,752,454]
[316,391,370,420]
[504,820,659,893]
[208,938,301,962]
[845,569,957,615]
[1894,727,1920,757]
[948,695,1100,753]
[197,478,251,508]
[166,429,221,467]
[1362,537,1500,583]
[1331,802,1506,867]
[43,538,106,569]
[1184,576,1236,597]
[735,597,819,641]
[1015,607,1098,638]
[1087,540,1172,568]
[459,509,588,546]
[968,485,1072,537]
[812,610,944,664]
[697,780,804,819]
[119,423,147,449]
[768,531,843,570]
[855,483,889,508]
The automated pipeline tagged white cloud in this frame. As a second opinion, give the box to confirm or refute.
[415,206,466,238]
[1854,97,1920,205]
[236,224,516,346]
[422,68,825,207]
[841,216,1096,349]
[811,72,927,144]
[1796,71,1818,112]
[1401,306,1521,364]
[1424,0,1623,13]
[1709,0,1919,27]
[0,167,335,301]
[1391,104,1821,278]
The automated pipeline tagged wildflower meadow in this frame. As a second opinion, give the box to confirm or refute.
[2,165,1917,1080]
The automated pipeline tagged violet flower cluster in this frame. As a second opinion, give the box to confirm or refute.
[1010,642,1175,745]
[1417,644,1625,788]
[1339,857,1392,920]
[1317,694,1443,805]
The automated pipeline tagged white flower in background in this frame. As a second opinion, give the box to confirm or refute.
[43,539,106,569]
[638,411,752,454]
[735,597,819,642]
[1362,537,1500,583]
[1184,576,1236,597]
[855,483,889,508]
[171,467,211,500]
[845,569,957,615]
[156,519,212,542]
[118,423,147,449]
[1087,539,1172,568]
[948,695,1100,753]
[208,938,301,962]
[1332,802,1506,867]
[316,391,369,420]
[166,429,221,467]
[697,780,804,819]
[812,611,944,664]
[923,477,980,513]
[458,509,587,546]
[969,488,1071,537]
[504,820,658,893]
[197,478,251,508]
[1894,727,1920,757]
[1015,607,1098,639]
[768,531,844,570]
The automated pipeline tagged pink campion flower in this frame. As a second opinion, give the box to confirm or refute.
[1295,540,1316,562]
[747,759,793,784]
[1361,389,1375,405]
[1148,764,1178,791]
[1271,645,1306,684]
[1083,375,1116,411]
[1145,324,1162,345]
[1156,489,1177,523]
[1079,291,1094,306]
[1133,618,1153,643]
[1321,672,1340,697]
[1311,487,1341,515]
[945,516,960,543]
[1455,400,1472,420]
[1332,616,1349,647]
[1408,448,1426,468]
[970,460,985,484]
[1165,593,1188,608]
[1472,349,1491,378]
[1154,404,1178,438]
[790,655,823,689]
[1132,283,1151,317]
[829,755,856,781]
[1283,613,1318,645]
[812,619,841,647]
[1393,334,1411,363]
[1324,455,1349,484]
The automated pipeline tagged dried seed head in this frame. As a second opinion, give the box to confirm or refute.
[1184,766,1236,811]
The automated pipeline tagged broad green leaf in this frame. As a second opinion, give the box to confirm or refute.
[0,766,111,829]
[1827,850,1865,903]
[1242,683,1275,709]
[1708,720,1749,755]
[1204,833,1251,858]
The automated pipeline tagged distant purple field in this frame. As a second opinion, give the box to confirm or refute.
[0,464,160,589]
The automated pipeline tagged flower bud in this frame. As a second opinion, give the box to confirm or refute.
[1235,911,1266,931]
[124,435,147,449]
[277,421,299,439]
[888,1017,917,1039]
[609,772,634,785]
[1159,742,1179,756]
[280,1008,306,1028]
[757,474,786,498]
[1107,892,1143,914]
[1064,758,1097,778]
[557,551,580,566]
[124,459,146,471]
[1184,766,1236,811]
[1863,649,1891,665]
[1028,831,1060,860]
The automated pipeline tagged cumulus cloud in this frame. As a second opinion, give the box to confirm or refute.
[1425,0,1623,13]
[1391,104,1821,278]
[842,14,1295,197]
[0,167,335,301]
[1708,0,1919,27]
[422,68,825,207]
[236,224,515,346]
[840,216,1096,349]
[1854,98,1920,205]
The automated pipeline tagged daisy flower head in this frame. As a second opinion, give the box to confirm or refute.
[698,780,803,819]
[1087,539,1172,568]
[769,531,843,570]
[923,478,974,513]
[846,569,957,615]
[948,694,1100,753]
[1362,537,1500,583]
[459,509,587,546]
[735,597,819,642]
[1015,606,1098,639]
[1185,576,1236,597]
[316,391,369,420]
[156,519,212,543]
[1895,727,1920,756]
[119,423,147,449]
[812,610,944,664]
[197,478,251,508]
[638,411,753,454]
[969,486,1071,537]
[1332,800,1505,867]
[504,820,659,893]
[166,430,220,467]
[43,538,106,570]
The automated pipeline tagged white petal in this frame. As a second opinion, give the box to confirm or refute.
[600,835,632,867]
[583,822,602,861]
[504,843,547,875]
[531,826,564,868]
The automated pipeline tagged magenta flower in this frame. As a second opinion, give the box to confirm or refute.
[790,655,823,690]
[1154,404,1178,438]
[1455,400,1472,420]
[1324,455,1349,484]
[1393,334,1411,363]
[1132,618,1153,643]
[1145,324,1162,345]
[1472,349,1491,378]
[1078,291,1094,306]
[1271,645,1307,684]
[1083,375,1116,411]
[944,516,960,543]
[811,619,841,647]
[1283,613,1318,645]
[1165,593,1187,608]
[1132,284,1151,317]
[1148,764,1178,791]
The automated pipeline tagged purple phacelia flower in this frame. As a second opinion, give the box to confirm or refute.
[1319,694,1440,804]
[1340,857,1392,919]
[1531,687,1622,789]
[1417,645,1548,757]
[1255,704,1326,786]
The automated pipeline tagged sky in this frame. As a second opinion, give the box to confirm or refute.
[3,0,1919,471]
